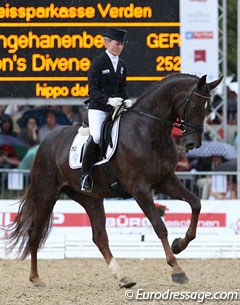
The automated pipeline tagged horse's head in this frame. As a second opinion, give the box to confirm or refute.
[175,75,223,150]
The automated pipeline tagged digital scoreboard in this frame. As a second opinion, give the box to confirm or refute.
[0,0,180,98]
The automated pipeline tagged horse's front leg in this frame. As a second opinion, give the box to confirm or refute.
[160,174,201,254]
[134,191,188,284]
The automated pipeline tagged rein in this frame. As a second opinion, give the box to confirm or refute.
[129,109,174,127]
[128,86,211,134]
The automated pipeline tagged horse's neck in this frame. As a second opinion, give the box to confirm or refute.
[131,86,184,139]
[129,103,174,139]
[133,92,176,123]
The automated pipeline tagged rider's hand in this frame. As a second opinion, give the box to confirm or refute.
[123,99,134,108]
[107,97,123,107]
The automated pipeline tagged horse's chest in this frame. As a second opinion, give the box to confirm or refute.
[159,160,176,175]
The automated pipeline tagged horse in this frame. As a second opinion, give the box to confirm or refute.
[6,73,222,288]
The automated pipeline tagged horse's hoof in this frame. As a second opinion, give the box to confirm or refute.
[171,238,182,254]
[172,272,189,284]
[119,276,137,288]
[31,278,46,287]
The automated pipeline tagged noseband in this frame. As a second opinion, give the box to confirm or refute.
[129,85,211,135]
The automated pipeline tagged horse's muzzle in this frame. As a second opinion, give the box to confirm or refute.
[185,133,202,150]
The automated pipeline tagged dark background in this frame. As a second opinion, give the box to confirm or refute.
[0,0,180,98]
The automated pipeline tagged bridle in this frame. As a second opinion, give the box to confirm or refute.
[174,86,211,133]
[128,85,211,135]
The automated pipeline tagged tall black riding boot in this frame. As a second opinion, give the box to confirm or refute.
[80,136,99,192]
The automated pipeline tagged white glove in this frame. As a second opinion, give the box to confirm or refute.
[123,99,134,108]
[107,97,123,107]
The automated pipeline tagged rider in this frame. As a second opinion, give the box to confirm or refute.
[80,27,133,192]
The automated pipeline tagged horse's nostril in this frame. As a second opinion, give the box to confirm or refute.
[187,143,195,150]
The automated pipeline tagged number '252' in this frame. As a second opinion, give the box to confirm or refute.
[156,56,181,72]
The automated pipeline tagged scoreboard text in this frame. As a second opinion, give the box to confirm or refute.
[0,1,180,98]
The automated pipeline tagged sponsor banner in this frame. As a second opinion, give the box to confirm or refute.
[0,199,240,237]
[180,0,219,81]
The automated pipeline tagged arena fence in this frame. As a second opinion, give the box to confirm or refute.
[1,199,240,259]
[0,169,237,200]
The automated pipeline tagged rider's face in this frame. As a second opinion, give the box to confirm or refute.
[105,40,124,56]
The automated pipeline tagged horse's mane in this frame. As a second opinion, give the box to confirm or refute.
[135,73,200,103]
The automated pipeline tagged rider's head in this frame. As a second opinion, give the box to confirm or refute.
[103,28,128,56]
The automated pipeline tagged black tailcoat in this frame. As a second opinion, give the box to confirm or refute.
[87,52,129,112]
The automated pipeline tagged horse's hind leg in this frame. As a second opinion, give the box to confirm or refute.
[28,184,59,286]
[160,174,201,255]
[68,193,136,288]
[134,191,188,284]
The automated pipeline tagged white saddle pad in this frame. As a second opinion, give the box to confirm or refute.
[69,116,120,169]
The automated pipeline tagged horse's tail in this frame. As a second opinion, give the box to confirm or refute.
[6,188,53,260]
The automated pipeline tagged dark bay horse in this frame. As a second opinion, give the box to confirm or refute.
[6,73,222,288]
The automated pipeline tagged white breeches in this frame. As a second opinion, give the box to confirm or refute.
[88,109,108,144]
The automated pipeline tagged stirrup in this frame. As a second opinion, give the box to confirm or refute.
[80,175,93,192]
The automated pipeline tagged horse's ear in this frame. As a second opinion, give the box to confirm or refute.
[207,76,224,91]
[197,75,207,90]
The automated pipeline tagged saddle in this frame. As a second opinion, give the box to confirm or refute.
[74,106,131,198]
[81,106,125,160]
[100,106,125,158]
